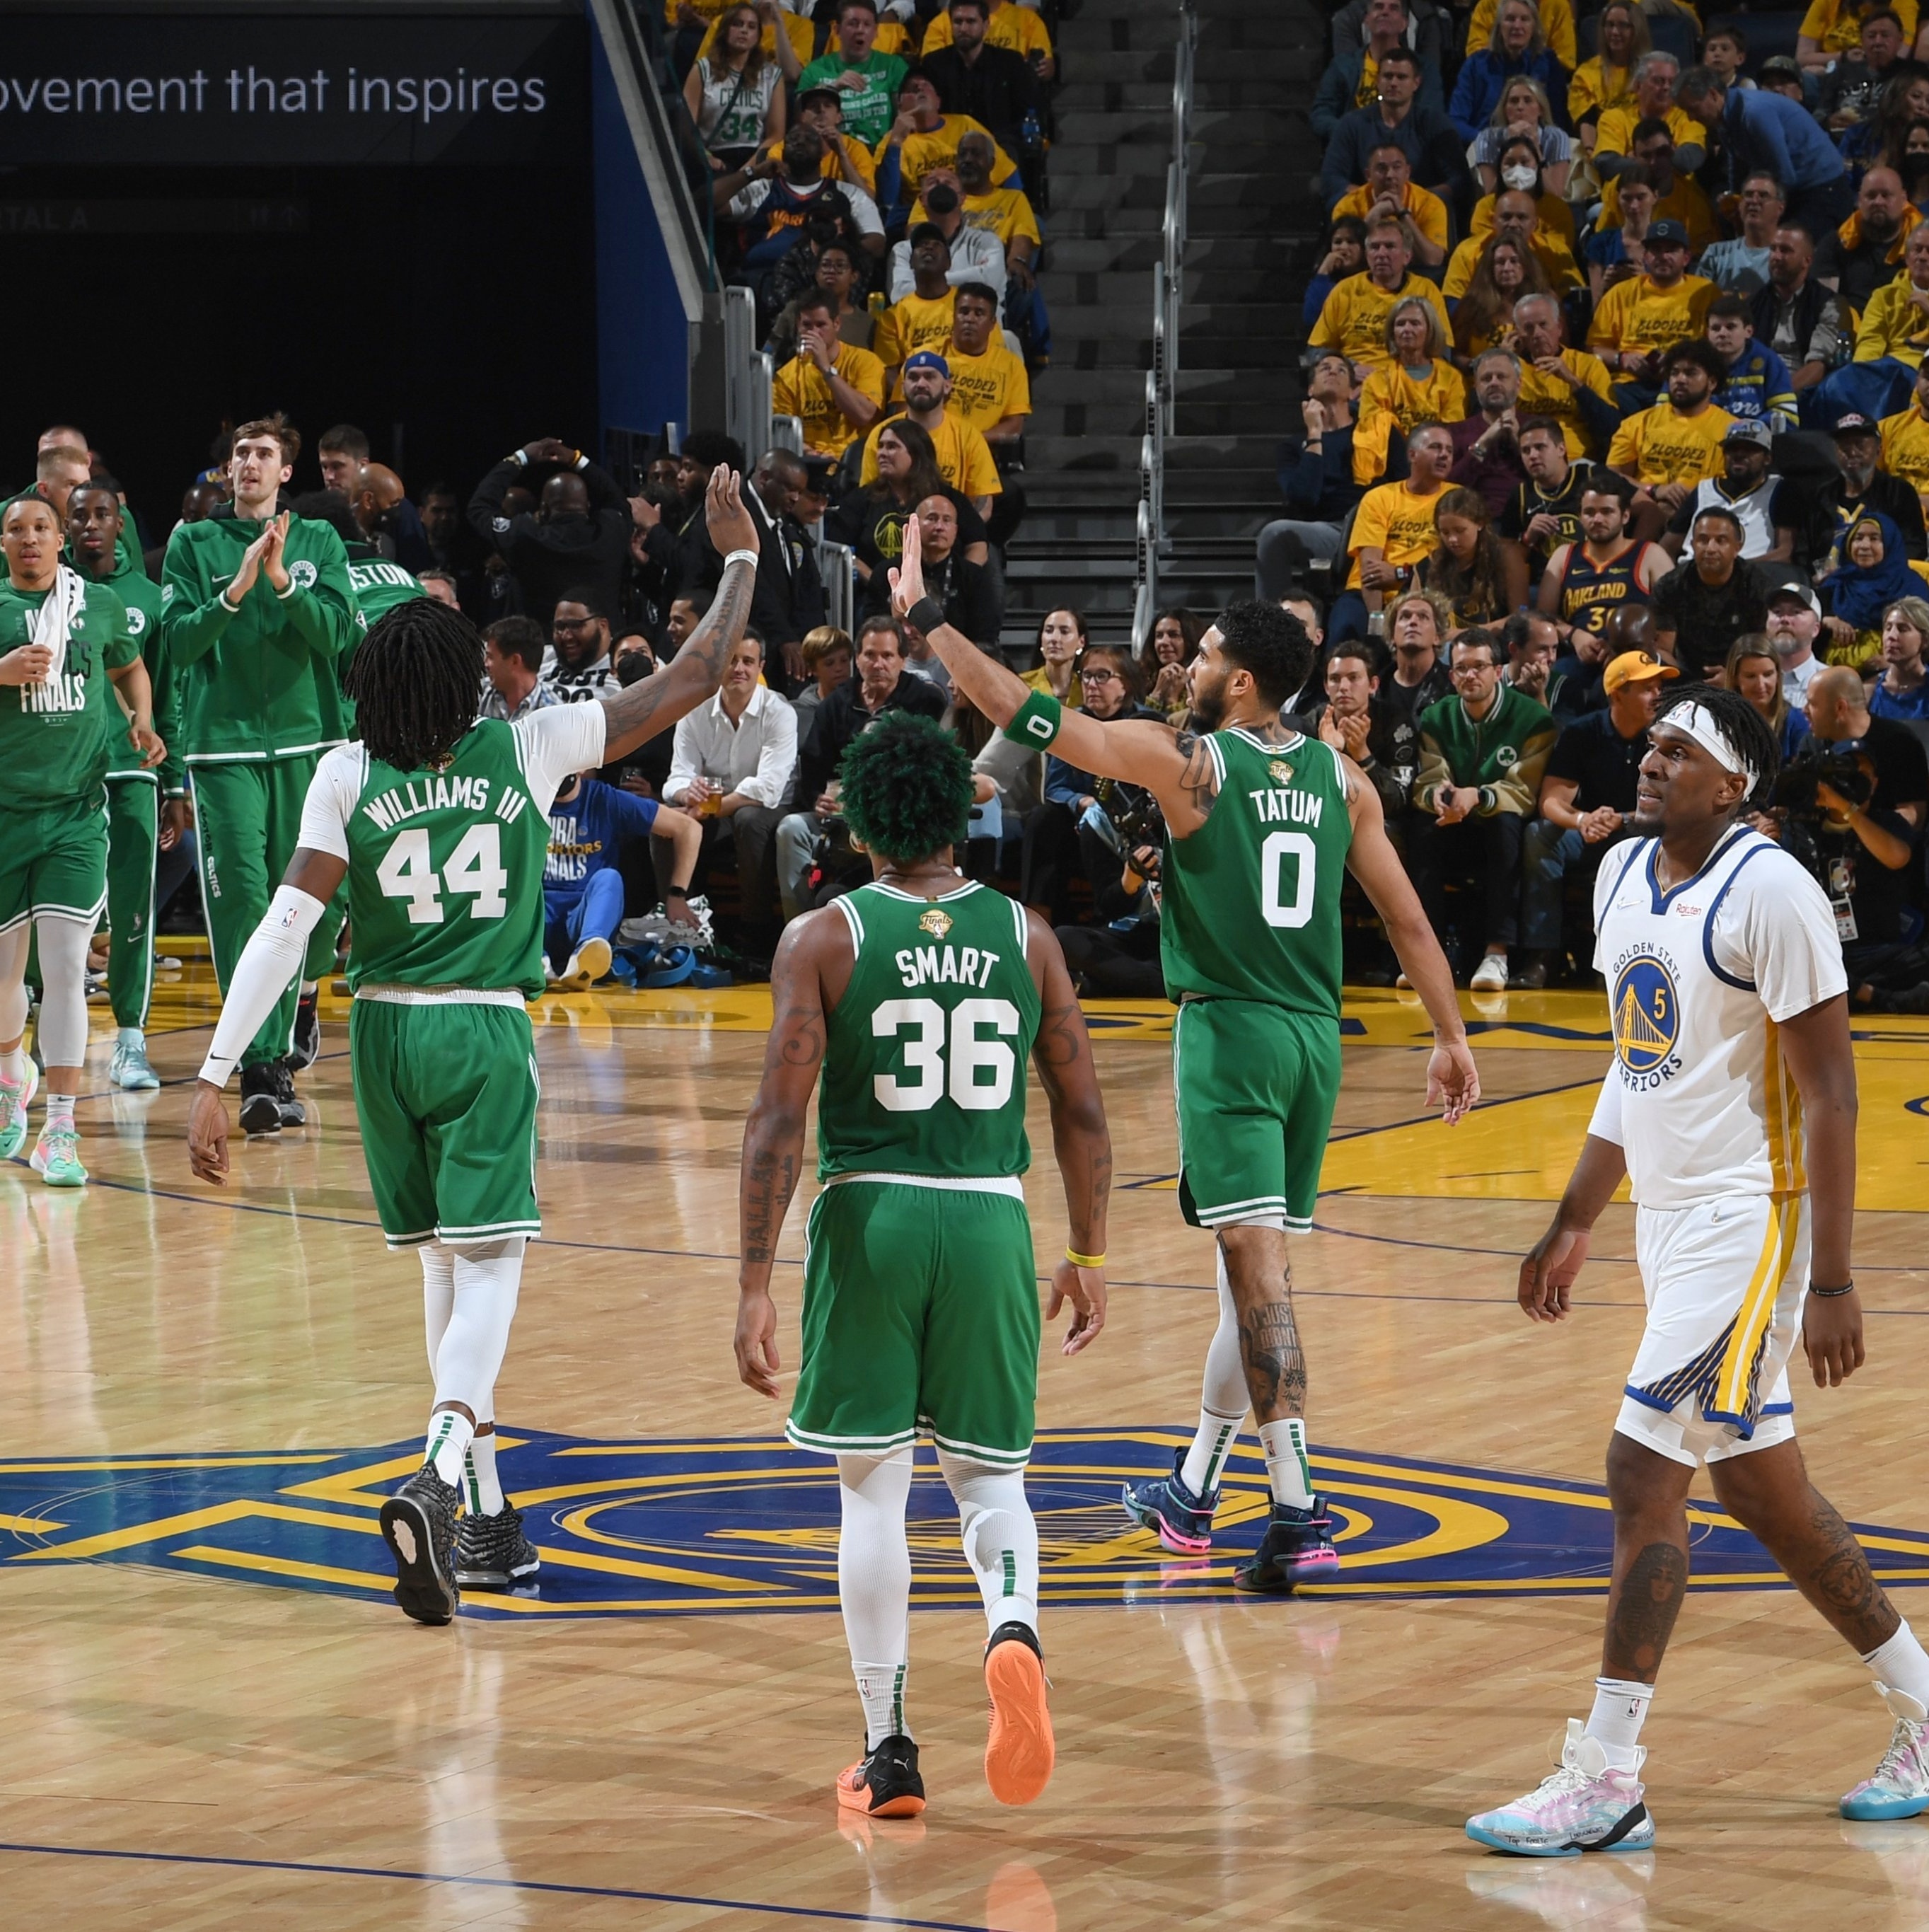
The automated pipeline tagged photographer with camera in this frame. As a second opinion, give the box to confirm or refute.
[1769,665,1929,1010]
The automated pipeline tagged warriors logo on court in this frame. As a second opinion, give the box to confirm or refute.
[7,1430,1929,1618]
[1612,949,1682,1081]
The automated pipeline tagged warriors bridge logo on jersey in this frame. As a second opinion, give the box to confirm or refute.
[1612,947,1683,1086]
[7,1430,1929,1618]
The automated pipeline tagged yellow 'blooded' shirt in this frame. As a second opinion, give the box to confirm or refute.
[1347,479,1449,587]
[910,185,1042,252]
[920,0,1054,60]
[1518,349,1618,458]
[1568,56,1636,122]
[1881,404,1929,516]
[772,344,888,459]
[1444,229,1583,298]
[760,131,879,195]
[1355,362,1469,484]
[1606,400,1736,487]
[1854,276,1929,369]
[859,407,1002,499]
[943,341,1032,432]
[1596,103,1708,160]
[874,289,958,369]
[1472,190,1577,248]
[1308,272,1454,370]
[879,116,1021,194]
[1331,181,1452,257]
[1800,0,1918,53]
[1587,273,1717,358]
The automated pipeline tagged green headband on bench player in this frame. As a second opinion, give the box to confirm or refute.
[1002,688,1065,751]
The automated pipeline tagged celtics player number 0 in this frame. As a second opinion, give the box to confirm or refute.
[1261,831,1317,930]
[375,826,511,926]
[871,997,1020,1112]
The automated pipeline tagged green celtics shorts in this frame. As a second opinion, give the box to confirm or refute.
[1172,996,1342,1233]
[0,794,110,935]
[787,1178,1041,1469]
[349,995,540,1249]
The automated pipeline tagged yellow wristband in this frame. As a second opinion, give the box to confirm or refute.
[1065,1247,1106,1269]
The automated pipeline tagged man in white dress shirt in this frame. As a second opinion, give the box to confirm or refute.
[664,631,799,956]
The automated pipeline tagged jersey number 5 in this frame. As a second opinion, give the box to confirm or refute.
[376,825,511,925]
[872,997,1019,1112]
[1261,830,1317,929]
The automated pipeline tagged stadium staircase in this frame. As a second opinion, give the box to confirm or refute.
[1005,0,1327,647]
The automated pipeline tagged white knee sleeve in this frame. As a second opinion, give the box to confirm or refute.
[0,926,28,1043]
[1200,1241,1249,1418]
[30,915,93,1069]
[836,1449,915,1665]
[430,1236,524,1418]
[939,1450,1039,1636]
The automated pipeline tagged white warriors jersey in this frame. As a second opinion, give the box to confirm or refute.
[1586,825,1847,1211]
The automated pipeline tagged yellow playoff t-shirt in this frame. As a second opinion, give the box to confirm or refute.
[1347,480,1448,587]
[1518,349,1617,458]
[875,290,958,368]
[1606,401,1735,486]
[859,407,1002,497]
[1309,273,1453,369]
[772,345,888,458]
[944,342,1031,432]
[1587,274,1717,358]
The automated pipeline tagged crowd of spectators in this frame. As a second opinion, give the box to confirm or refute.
[681,0,1054,644]
[1247,0,1929,1002]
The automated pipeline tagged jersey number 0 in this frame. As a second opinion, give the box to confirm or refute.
[872,997,1019,1111]
[1261,831,1317,930]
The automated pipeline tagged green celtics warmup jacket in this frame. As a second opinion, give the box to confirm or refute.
[160,514,357,765]
[1413,683,1559,819]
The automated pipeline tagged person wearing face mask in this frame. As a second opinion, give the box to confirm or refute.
[1470,137,1578,252]
[888,177,1005,299]
[1473,78,1575,199]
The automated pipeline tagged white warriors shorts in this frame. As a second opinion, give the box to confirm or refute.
[1614,1193,1811,1469]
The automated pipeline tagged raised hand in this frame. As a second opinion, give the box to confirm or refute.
[260,511,291,594]
[887,508,926,615]
[704,465,760,558]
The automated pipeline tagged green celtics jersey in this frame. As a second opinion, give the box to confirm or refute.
[347,553,428,627]
[75,555,177,785]
[339,720,553,997]
[0,570,139,806]
[1159,726,1354,1019]
[818,881,1040,1181]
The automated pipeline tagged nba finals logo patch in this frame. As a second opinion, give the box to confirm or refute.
[1268,760,1294,785]
[11,1431,1929,1619]
[918,907,954,941]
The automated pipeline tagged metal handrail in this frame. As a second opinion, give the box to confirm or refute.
[1134,0,1194,651]
[820,540,857,637]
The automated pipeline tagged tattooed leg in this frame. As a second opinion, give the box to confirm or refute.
[1601,1433,1696,1682]
[1218,1223,1304,1422]
[1711,1440,1902,1654]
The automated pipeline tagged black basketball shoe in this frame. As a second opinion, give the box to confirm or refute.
[270,1057,306,1127]
[836,1733,926,1817]
[454,1505,541,1590]
[238,1063,282,1135]
[379,1462,463,1625]
[288,990,320,1070]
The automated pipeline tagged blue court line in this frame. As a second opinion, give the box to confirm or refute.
[0,1840,983,1926]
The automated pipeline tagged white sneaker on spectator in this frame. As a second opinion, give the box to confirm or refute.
[1471,951,1509,991]
[620,895,714,950]
[558,937,613,990]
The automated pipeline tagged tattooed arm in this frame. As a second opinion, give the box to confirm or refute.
[734,909,838,1396]
[1026,910,1110,1355]
[598,467,759,764]
[886,513,1218,832]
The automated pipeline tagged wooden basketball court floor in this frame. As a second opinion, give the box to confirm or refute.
[5,953,1929,1931]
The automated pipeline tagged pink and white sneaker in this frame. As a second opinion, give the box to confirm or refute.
[1466,1720,1655,1856]
[0,1058,37,1162]
[1842,1684,1929,1820]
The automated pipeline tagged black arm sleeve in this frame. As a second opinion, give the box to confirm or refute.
[468,458,521,547]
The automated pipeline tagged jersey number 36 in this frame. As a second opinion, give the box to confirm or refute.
[873,997,1019,1112]
[376,825,511,925]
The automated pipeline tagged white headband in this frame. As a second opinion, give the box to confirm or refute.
[1667,699,1757,791]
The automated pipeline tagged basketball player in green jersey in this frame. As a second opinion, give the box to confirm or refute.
[891,519,1480,1592]
[736,713,1109,1818]
[67,482,178,1093]
[187,468,760,1624]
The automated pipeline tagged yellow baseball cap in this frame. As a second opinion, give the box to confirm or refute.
[1602,649,1680,695]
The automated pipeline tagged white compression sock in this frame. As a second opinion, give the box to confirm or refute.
[1586,1677,1654,1771]
[1179,1243,1247,1497]
[837,1450,915,1747]
[1258,1416,1314,1510]
[427,1237,524,1486]
[31,915,92,1073]
[466,1425,506,1515]
[1863,1622,1929,1708]
[939,1449,1040,1638]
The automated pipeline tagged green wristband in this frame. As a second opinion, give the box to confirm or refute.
[1002,688,1064,751]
